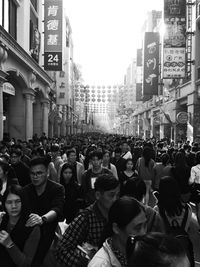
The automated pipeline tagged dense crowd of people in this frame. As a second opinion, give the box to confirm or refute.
[0,132,199,267]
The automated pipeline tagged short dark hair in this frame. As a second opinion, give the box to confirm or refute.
[109,196,143,229]
[51,144,60,152]
[89,151,103,160]
[30,157,49,169]
[94,174,119,192]
[122,178,146,202]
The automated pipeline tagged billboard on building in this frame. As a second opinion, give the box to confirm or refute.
[136,49,142,67]
[143,32,159,96]
[44,0,63,71]
[163,0,186,78]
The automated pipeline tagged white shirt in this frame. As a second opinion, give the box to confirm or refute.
[189,164,200,184]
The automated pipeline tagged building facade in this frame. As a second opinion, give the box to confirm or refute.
[0,0,52,141]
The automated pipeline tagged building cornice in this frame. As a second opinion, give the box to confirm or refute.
[0,26,53,86]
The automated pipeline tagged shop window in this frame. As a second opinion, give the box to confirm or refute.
[0,0,17,39]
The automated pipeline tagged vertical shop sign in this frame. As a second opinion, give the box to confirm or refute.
[163,0,186,78]
[143,32,159,96]
[44,0,63,71]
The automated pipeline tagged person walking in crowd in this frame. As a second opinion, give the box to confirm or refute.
[82,151,113,205]
[0,185,40,267]
[102,150,118,180]
[10,148,31,187]
[60,163,85,224]
[126,232,190,267]
[88,196,147,267]
[119,158,138,188]
[54,174,120,267]
[65,149,85,185]
[152,153,171,191]
[171,152,191,202]
[154,176,194,266]
[50,144,64,182]
[22,157,65,266]
[111,147,126,178]
[135,146,155,205]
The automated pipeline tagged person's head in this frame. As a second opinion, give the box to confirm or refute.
[67,149,77,164]
[121,141,129,153]
[102,150,111,164]
[125,158,134,171]
[127,232,190,267]
[90,151,103,169]
[114,147,122,160]
[50,144,60,156]
[29,157,49,188]
[94,174,120,212]
[109,196,147,248]
[2,185,24,219]
[157,176,182,217]
[122,178,146,203]
[60,163,74,186]
[142,147,155,166]
[195,151,200,165]
[161,153,170,166]
[10,149,22,165]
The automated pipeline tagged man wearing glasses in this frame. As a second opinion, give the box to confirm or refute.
[22,157,65,267]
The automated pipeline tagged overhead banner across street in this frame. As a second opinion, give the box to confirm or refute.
[163,0,186,78]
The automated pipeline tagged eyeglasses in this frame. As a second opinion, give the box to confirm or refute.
[30,171,45,177]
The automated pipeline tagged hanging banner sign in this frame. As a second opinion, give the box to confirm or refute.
[143,32,159,96]
[44,0,63,71]
[163,0,186,78]
[163,47,185,78]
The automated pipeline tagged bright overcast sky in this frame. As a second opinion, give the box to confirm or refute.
[64,0,163,86]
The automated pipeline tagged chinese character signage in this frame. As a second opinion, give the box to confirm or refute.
[44,0,63,71]
[163,0,186,78]
[143,32,159,96]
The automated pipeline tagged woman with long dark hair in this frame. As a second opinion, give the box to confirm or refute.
[60,163,85,223]
[0,185,40,267]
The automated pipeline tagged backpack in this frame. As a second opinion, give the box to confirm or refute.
[160,205,195,267]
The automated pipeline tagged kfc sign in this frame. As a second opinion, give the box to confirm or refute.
[44,0,63,71]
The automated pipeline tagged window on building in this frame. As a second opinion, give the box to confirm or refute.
[59,92,65,98]
[0,0,17,39]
